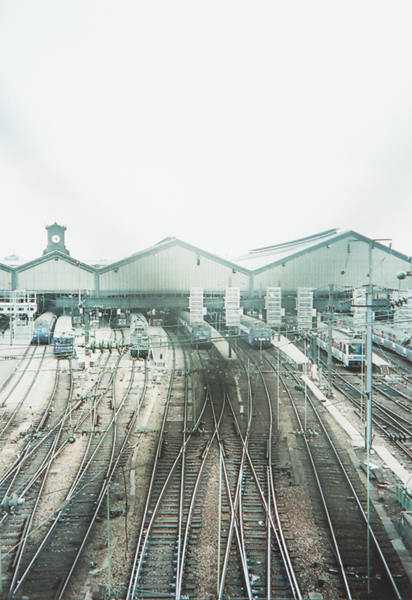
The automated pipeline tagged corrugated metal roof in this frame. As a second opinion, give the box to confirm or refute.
[234,229,344,270]
[233,229,409,272]
[16,251,96,274]
[99,237,250,275]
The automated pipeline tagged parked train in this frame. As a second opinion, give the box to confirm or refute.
[53,316,75,356]
[112,312,128,328]
[31,311,57,345]
[239,315,272,349]
[129,314,149,359]
[317,327,365,367]
[372,323,412,362]
[178,311,212,348]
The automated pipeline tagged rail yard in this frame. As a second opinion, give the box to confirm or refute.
[0,314,411,600]
[1,224,412,599]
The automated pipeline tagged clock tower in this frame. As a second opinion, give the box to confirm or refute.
[43,223,70,255]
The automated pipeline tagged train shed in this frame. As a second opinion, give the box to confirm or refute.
[96,237,251,309]
[2,225,412,315]
[0,263,13,291]
[235,229,412,309]
[15,252,96,294]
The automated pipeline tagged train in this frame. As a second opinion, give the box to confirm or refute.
[372,322,412,362]
[52,316,75,356]
[178,311,212,348]
[112,311,128,328]
[31,311,57,344]
[72,308,83,326]
[239,315,272,349]
[129,314,149,359]
[317,327,365,367]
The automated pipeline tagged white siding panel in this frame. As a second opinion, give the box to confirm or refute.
[100,245,249,293]
[0,269,12,289]
[253,238,411,292]
[18,260,95,292]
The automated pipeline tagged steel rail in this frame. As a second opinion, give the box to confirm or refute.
[209,394,252,600]
[53,352,140,600]
[10,351,125,597]
[281,367,353,599]
[174,393,224,599]
[0,354,114,495]
[335,377,412,437]
[0,346,47,438]
[0,357,70,499]
[284,363,403,600]
[376,379,412,404]
[0,343,33,396]
[334,371,412,433]
[307,387,404,599]
[126,340,177,600]
[224,376,302,600]
[127,341,214,599]
[215,365,253,600]
[175,360,189,599]
[236,346,303,599]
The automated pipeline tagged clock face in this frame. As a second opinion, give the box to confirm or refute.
[51,234,61,244]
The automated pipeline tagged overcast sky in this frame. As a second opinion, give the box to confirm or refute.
[1,1,412,264]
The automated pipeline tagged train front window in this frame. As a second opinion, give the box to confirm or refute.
[349,343,363,354]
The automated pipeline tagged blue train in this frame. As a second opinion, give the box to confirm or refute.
[130,314,149,359]
[239,315,272,349]
[31,312,57,345]
[53,316,75,356]
[112,311,128,329]
[178,311,212,348]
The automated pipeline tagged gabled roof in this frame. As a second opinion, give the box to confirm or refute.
[234,229,410,273]
[98,237,250,275]
[15,250,96,274]
[0,262,13,273]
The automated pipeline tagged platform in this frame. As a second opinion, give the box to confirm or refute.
[302,374,412,491]
[372,352,390,375]
[149,326,168,366]
[302,375,365,448]
[210,327,236,360]
[271,334,310,369]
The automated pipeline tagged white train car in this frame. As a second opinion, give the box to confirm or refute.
[317,327,365,367]
[372,322,412,362]
[129,314,149,359]
[53,315,75,356]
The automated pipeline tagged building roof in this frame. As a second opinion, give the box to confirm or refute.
[98,236,250,274]
[15,250,96,274]
[233,229,410,272]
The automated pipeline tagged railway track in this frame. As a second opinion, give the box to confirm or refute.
[276,359,411,599]
[331,370,412,461]
[0,329,145,599]
[0,346,48,439]
[216,347,301,600]
[126,334,302,599]
[126,337,216,599]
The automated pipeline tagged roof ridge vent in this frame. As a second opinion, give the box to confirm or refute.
[249,228,339,254]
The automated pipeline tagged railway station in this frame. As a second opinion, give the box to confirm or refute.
[0,223,412,600]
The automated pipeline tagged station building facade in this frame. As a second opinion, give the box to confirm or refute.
[1,225,411,314]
